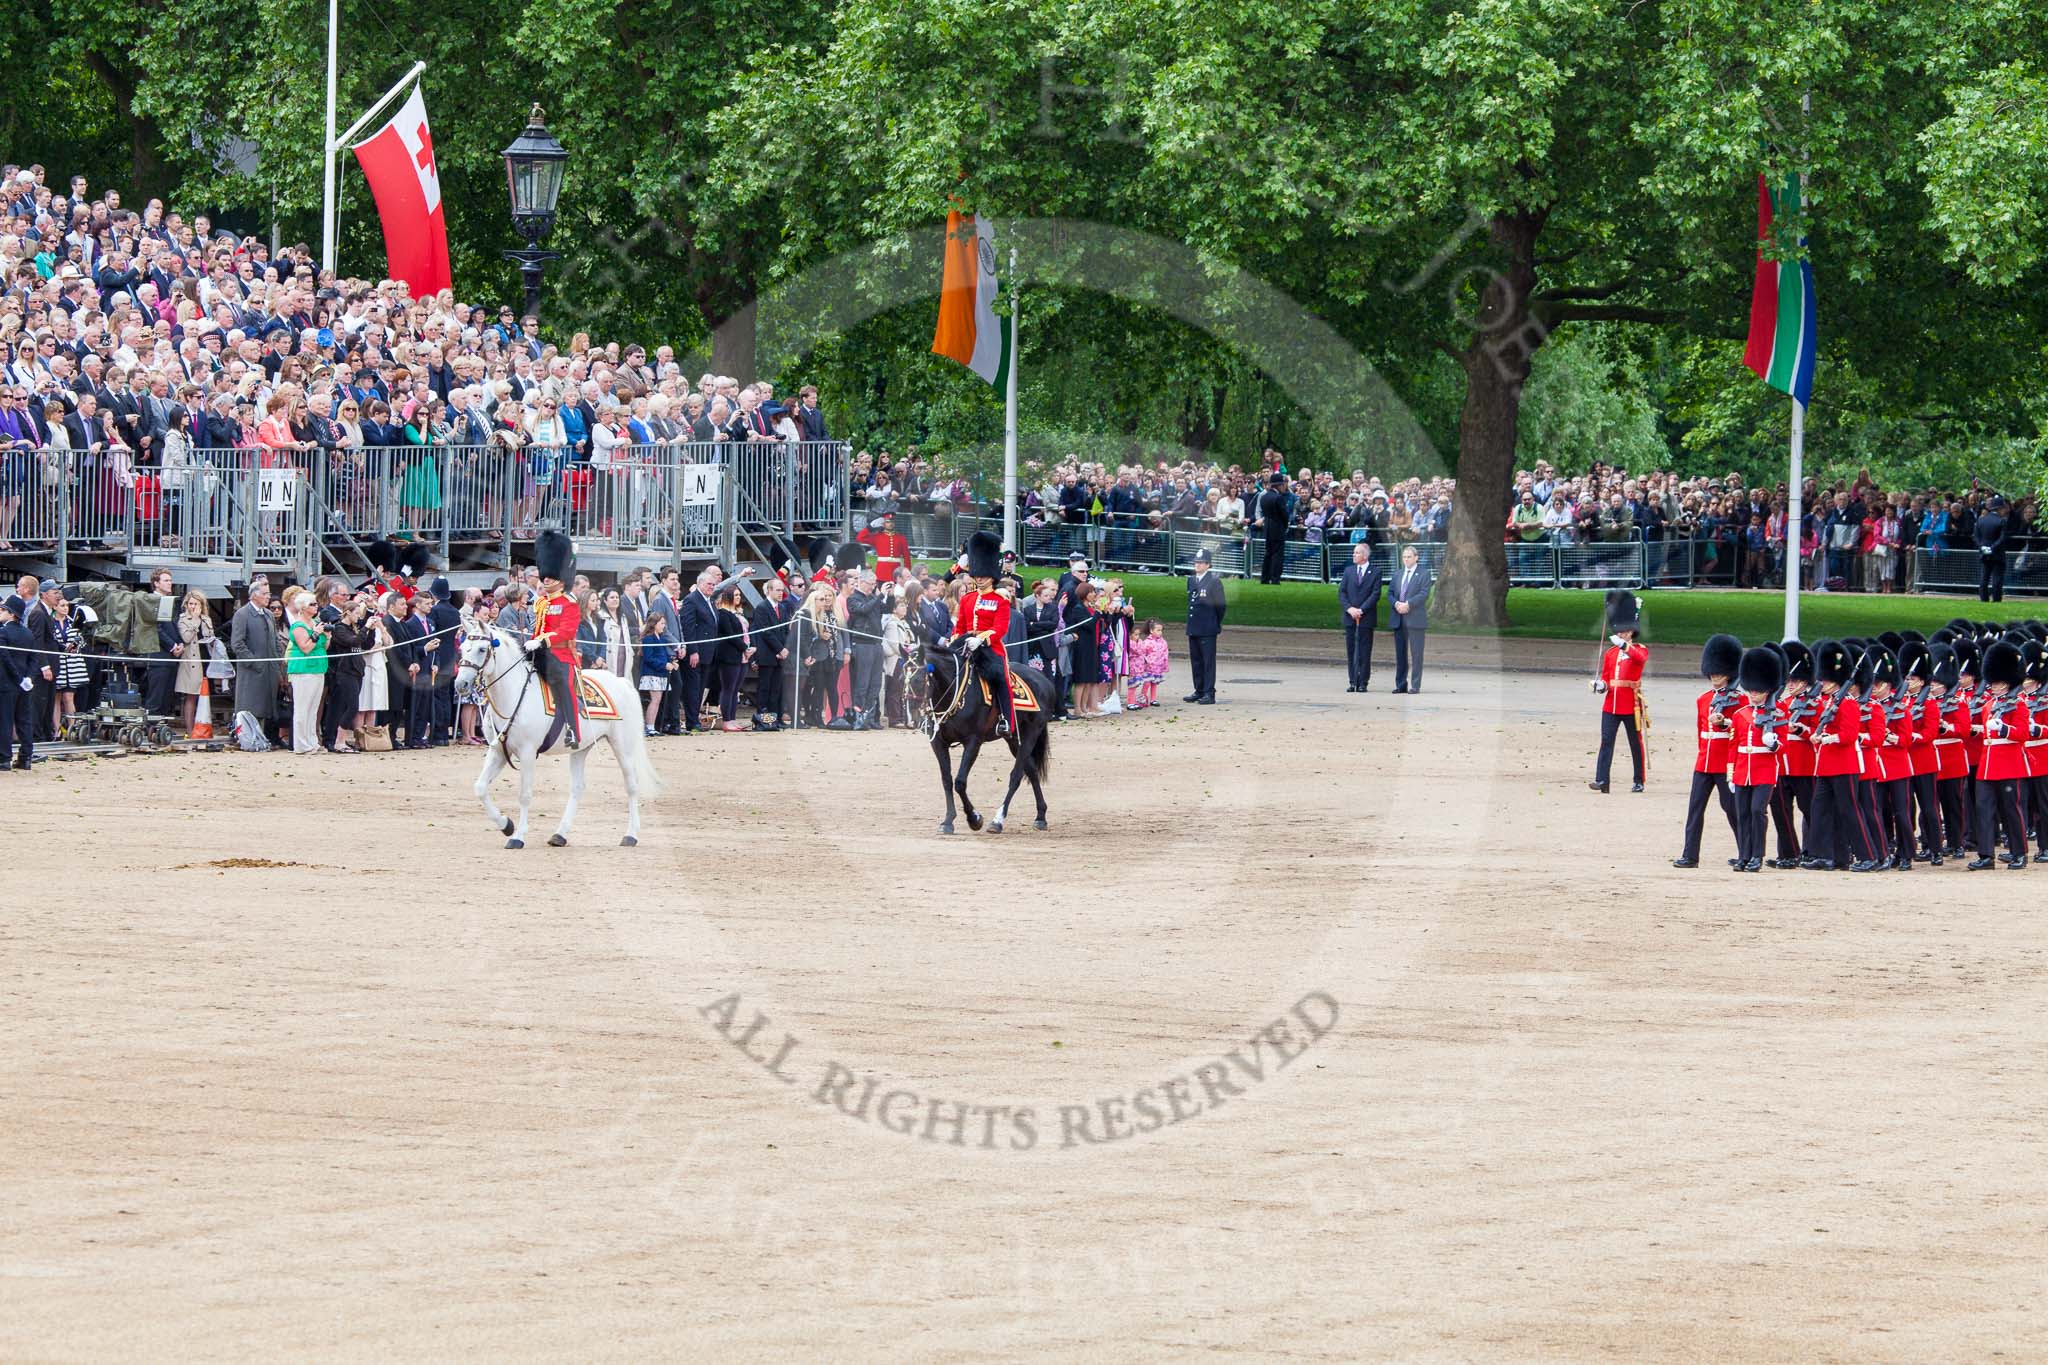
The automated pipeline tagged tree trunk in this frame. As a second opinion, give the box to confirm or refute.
[1178,384,1221,459]
[82,50,170,199]
[709,300,757,384]
[1433,211,1548,628]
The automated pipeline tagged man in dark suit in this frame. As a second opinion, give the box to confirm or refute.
[422,577,463,745]
[1184,547,1225,705]
[649,569,685,733]
[1388,544,1431,695]
[795,385,828,441]
[20,578,61,743]
[1337,541,1383,692]
[1976,496,2010,602]
[1255,472,1291,584]
[0,594,36,769]
[677,568,719,733]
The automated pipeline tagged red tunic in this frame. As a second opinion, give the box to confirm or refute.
[2024,687,2048,778]
[1809,690,1863,778]
[1959,685,1986,774]
[858,529,910,586]
[1979,694,2031,783]
[1777,690,1817,779]
[1694,689,1736,774]
[956,587,1013,643]
[531,590,580,669]
[1596,643,1647,715]
[1932,692,1970,780]
[1727,700,1779,787]
[1866,693,1914,783]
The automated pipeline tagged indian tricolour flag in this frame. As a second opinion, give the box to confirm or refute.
[1743,173,1816,405]
[931,209,1011,389]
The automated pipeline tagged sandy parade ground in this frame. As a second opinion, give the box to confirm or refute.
[4,641,2045,1361]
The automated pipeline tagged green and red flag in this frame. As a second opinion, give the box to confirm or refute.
[1743,173,1816,405]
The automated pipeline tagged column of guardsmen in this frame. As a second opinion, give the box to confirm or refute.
[1587,592,2048,873]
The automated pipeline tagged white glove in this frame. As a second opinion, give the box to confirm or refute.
[18,678,30,692]
[1590,681,1607,694]
[1609,633,1628,648]
[524,636,545,653]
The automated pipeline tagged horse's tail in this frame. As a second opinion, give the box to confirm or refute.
[606,677,663,799]
[1030,716,1051,784]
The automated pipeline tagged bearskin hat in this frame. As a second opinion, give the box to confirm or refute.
[1813,639,1852,688]
[807,537,834,579]
[1899,641,1932,683]
[965,530,1002,581]
[1700,633,1743,680]
[1869,649,1900,690]
[1878,630,1905,654]
[1946,617,1975,637]
[1930,628,1954,646]
[1930,644,1960,692]
[1604,589,1640,635]
[1852,648,1879,693]
[365,538,399,574]
[837,541,869,575]
[534,528,573,584]
[399,543,436,578]
[1983,639,2025,689]
[2024,640,2048,685]
[1782,640,1814,686]
[1954,640,1979,678]
[1899,628,1926,645]
[1738,646,1784,695]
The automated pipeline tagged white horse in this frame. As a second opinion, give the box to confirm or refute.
[453,629,662,849]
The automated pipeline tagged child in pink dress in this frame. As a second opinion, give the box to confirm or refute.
[1126,619,1170,708]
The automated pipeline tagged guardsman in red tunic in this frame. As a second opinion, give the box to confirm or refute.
[1589,590,1647,793]
[1673,633,1743,868]
[1728,645,1786,872]
[1930,645,1971,858]
[1797,639,1863,870]
[857,513,911,588]
[1770,642,1815,867]
[525,529,582,749]
[1900,643,1944,863]
[2020,642,2048,862]
[954,530,1017,735]
[1865,651,1916,870]
[1969,639,2030,868]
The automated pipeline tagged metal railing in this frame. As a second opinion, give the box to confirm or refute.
[1,439,849,580]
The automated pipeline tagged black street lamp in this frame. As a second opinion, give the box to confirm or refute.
[501,103,568,321]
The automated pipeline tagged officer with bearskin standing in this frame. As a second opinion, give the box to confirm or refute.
[1930,643,1971,858]
[1796,639,1861,871]
[1969,638,2030,869]
[1672,632,1742,868]
[1589,590,1646,793]
[1863,649,1915,871]
[1728,645,1786,873]
[525,529,582,750]
[954,530,1017,736]
[1899,641,1944,862]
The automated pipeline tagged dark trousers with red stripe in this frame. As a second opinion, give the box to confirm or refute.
[2029,774,2048,853]
[1808,774,1868,868]
[1937,777,1970,854]
[1875,778,1915,865]
[1859,777,1886,861]
[1734,784,1775,865]
[1910,772,1943,855]
[1679,769,1737,863]
[1974,778,2027,860]
[1772,776,1808,863]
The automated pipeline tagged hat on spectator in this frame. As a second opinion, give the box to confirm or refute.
[38,578,59,594]
[430,576,451,600]
[1068,551,1088,565]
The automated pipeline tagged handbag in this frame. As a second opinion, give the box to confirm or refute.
[354,723,393,752]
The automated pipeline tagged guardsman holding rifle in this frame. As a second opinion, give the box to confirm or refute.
[1589,590,1646,794]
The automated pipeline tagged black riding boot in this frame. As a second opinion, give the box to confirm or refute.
[547,668,581,749]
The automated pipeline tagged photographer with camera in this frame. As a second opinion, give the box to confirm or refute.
[322,582,368,754]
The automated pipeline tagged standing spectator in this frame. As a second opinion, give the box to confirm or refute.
[677,566,718,734]
[1255,472,1290,584]
[648,568,683,734]
[1065,581,1106,716]
[880,594,917,727]
[424,576,461,744]
[1125,620,1170,709]
[172,587,214,732]
[1388,543,1431,695]
[324,587,365,754]
[1183,547,1225,705]
[0,593,35,769]
[711,584,753,732]
[21,577,60,740]
[1975,496,2010,602]
[636,613,676,736]
[356,596,392,737]
[283,588,329,754]
[842,568,885,730]
[48,594,87,735]
[796,584,845,729]
[1337,540,1382,693]
[748,575,793,730]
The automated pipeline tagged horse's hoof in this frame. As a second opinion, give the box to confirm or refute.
[502,819,515,836]
[989,821,1004,834]
[1034,818,1048,830]
[938,823,955,835]
[621,835,638,847]
[548,834,568,847]
[505,838,524,850]
[966,812,984,831]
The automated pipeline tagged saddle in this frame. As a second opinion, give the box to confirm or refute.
[977,672,1041,713]
[535,668,621,753]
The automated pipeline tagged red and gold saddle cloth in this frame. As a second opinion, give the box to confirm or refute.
[539,671,624,721]
[978,672,1041,714]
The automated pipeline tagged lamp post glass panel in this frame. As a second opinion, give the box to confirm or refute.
[501,103,567,320]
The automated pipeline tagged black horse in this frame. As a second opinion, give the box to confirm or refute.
[923,640,1054,835]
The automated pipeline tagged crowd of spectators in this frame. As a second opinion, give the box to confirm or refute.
[0,160,834,555]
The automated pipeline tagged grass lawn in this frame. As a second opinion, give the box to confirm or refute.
[978,565,2008,643]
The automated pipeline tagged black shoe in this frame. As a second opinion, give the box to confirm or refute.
[2034,851,2048,863]
[1743,859,1764,872]
[825,716,853,731]
[1630,782,1644,793]
[1196,696,1215,705]
[1967,857,1997,870]
[1927,856,1942,868]
[1726,858,1741,868]
[1409,686,1422,694]
[2002,855,2027,868]
[1391,686,1408,695]
[1799,857,1834,871]
[1670,857,1697,868]
[1184,693,1202,703]
[1345,685,1358,693]
[1588,781,1609,794]
[1850,860,1879,873]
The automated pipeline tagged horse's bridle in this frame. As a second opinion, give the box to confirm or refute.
[465,631,540,765]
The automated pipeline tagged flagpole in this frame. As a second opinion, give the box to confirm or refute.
[1002,244,1019,556]
[320,0,338,274]
[1785,397,1804,640]
[324,60,430,274]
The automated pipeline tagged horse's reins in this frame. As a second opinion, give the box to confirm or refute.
[463,633,540,771]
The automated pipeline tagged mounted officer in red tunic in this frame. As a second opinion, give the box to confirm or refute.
[525,529,582,750]
[954,530,1017,735]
